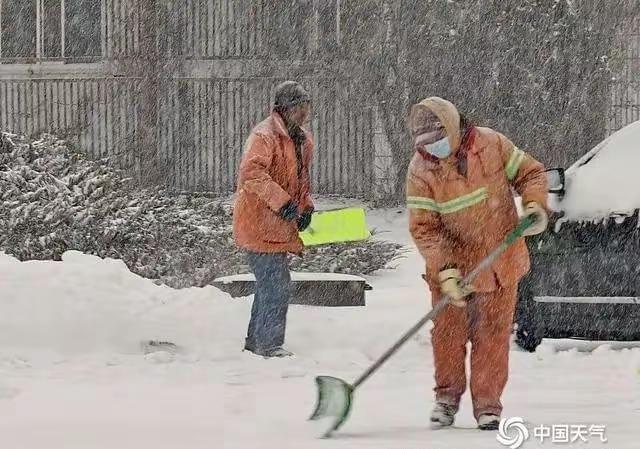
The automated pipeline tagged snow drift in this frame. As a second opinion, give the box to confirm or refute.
[0,250,238,355]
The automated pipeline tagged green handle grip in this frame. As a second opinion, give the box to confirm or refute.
[505,215,537,246]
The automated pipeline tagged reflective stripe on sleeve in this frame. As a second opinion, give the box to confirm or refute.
[506,147,526,181]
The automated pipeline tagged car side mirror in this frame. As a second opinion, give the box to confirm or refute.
[545,168,565,196]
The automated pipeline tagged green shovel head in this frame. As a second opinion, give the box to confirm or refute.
[309,376,354,438]
[299,207,371,246]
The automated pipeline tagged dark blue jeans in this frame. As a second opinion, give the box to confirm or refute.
[245,252,291,352]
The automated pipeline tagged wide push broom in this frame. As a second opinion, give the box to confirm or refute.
[308,216,536,438]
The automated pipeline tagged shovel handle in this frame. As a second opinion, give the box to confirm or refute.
[352,216,536,389]
[460,214,536,288]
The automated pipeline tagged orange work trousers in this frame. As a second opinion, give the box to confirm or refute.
[430,284,518,419]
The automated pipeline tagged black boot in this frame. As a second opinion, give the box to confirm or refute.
[477,414,500,431]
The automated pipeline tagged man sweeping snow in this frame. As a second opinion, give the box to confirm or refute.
[406,97,548,430]
[233,81,314,358]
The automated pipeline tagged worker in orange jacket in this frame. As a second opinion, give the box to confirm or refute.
[406,97,549,430]
[233,81,314,358]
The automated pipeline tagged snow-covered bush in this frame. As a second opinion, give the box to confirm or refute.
[0,132,402,288]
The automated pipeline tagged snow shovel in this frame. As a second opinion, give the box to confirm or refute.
[308,215,536,438]
[299,207,371,246]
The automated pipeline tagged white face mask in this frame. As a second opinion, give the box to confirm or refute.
[424,137,452,159]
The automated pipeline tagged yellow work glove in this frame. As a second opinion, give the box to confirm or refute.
[522,202,548,237]
[438,268,474,307]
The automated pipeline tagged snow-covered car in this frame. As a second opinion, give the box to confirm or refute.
[515,120,640,351]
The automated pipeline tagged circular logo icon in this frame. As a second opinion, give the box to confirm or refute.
[497,416,530,449]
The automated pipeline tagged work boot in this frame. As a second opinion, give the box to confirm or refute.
[261,347,294,358]
[430,402,458,427]
[243,338,257,353]
[477,414,500,431]
[243,342,293,359]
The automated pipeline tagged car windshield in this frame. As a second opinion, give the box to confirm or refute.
[561,120,640,220]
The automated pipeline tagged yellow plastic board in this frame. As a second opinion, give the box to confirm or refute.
[299,207,371,246]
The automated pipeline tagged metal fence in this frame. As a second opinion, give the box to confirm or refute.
[0,75,374,195]
[0,77,139,164]
[159,77,374,194]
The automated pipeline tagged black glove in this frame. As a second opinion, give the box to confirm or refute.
[297,209,314,231]
[278,201,299,222]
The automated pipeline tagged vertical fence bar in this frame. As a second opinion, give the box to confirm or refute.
[120,0,126,56]
[105,0,112,58]
[0,0,3,58]
[213,80,220,193]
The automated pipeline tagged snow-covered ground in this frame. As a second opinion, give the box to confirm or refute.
[1,206,639,449]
